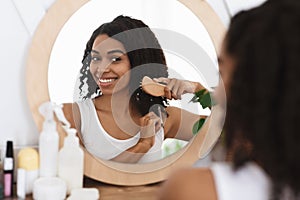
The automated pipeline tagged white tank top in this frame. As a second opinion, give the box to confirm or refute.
[76,99,164,163]
[211,162,270,200]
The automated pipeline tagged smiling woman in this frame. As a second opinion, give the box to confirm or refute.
[64,15,209,164]
[26,0,226,185]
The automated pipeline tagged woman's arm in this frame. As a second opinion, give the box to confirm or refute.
[109,137,154,163]
[151,77,207,140]
[110,111,161,163]
[62,103,81,130]
[164,106,206,141]
[158,168,218,200]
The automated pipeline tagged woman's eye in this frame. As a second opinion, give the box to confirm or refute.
[111,57,121,62]
[91,56,101,62]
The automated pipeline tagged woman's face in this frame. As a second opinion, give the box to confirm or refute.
[214,41,236,106]
[90,34,131,95]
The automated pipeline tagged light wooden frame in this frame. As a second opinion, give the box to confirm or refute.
[26,0,226,185]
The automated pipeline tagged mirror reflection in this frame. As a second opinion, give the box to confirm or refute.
[48,0,219,163]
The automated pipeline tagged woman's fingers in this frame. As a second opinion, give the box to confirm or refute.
[153,77,170,85]
[154,77,193,100]
[168,79,179,99]
[154,119,162,132]
[155,78,179,100]
[164,87,172,99]
[177,86,185,99]
[167,79,184,100]
[140,112,161,138]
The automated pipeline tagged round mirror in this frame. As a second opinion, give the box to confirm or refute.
[26,0,226,185]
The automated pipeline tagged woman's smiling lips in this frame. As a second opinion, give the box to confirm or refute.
[98,77,118,87]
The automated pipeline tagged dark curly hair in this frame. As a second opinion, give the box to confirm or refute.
[79,15,168,116]
[224,0,300,199]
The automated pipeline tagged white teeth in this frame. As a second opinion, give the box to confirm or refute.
[99,78,115,83]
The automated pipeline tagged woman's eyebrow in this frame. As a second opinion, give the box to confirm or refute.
[107,49,125,55]
[91,49,125,55]
[91,50,99,54]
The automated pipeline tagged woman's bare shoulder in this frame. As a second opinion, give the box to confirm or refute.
[158,167,217,200]
[62,103,80,129]
[165,106,181,113]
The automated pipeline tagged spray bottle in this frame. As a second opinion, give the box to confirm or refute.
[38,102,59,177]
[58,128,84,194]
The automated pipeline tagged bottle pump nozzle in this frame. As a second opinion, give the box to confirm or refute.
[64,128,79,147]
[39,102,56,121]
[53,104,71,131]
[39,102,58,131]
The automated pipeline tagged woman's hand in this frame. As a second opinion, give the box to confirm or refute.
[110,112,162,163]
[153,77,204,100]
[139,112,162,148]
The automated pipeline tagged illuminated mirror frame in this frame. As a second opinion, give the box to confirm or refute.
[26,0,226,185]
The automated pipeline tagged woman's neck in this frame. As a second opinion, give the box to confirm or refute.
[93,90,131,114]
[93,91,142,129]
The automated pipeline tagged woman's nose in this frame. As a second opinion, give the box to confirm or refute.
[96,60,111,73]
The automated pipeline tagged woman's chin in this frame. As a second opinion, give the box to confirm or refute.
[99,89,113,95]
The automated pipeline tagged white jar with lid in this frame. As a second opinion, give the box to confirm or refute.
[33,177,66,200]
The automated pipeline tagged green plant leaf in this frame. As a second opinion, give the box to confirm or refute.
[192,118,206,135]
[190,89,215,109]
[190,89,216,135]
[189,89,206,103]
[199,92,212,109]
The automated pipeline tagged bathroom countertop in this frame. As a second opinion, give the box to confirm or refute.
[4,177,162,200]
[83,177,162,200]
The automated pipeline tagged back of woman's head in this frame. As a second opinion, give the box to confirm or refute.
[224,0,300,199]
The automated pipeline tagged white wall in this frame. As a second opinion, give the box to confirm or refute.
[0,0,54,157]
[0,0,266,158]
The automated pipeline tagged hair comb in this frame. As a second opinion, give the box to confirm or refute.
[141,76,165,97]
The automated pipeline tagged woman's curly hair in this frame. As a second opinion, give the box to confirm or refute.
[224,0,300,199]
[79,15,168,116]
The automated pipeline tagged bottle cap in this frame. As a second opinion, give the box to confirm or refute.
[18,148,39,171]
[33,177,66,200]
[5,141,13,158]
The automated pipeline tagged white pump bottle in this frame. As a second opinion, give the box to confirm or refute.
[58,128,84,194]
[38,102,59,177]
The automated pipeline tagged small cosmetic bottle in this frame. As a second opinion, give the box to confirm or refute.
[4,141,14,197]
[0,151,4,199]
[17,148,39,198]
